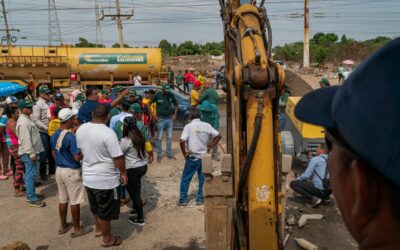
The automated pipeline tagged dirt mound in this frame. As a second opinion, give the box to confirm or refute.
[285,71,313,96]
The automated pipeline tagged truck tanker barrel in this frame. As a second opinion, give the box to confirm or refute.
[0,46,162,87]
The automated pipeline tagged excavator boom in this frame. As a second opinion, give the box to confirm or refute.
[203,1,286,249]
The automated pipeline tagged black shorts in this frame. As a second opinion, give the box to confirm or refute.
[85,186,121,221]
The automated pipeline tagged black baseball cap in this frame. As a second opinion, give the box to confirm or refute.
[295,38,400,186]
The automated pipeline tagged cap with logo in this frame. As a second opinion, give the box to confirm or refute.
[319,77,330,86]
[76,93,85,101]
[54,93,64,101]
[161,83,171,90]
[58,108,74,122]
[6,96,18,104]
[129,103,143,113]
[39,85,52,94]
[113,86,124,93]
[295,38,400,186]
[128,89,137,97]
[18,99,35,109]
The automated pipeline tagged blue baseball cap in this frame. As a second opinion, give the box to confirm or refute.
[295,37,400,186]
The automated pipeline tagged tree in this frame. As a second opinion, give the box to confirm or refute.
[75,37,105,48]
[111,43,131,48]
[325,33,338,43]
[314,47,328,64]
[158,39,172,56]
[177,41,201,55]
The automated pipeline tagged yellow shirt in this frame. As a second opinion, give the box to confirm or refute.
[143,98,156,116]
[197,75,205,87]
[48,119,61,136]
[190,90,199,106]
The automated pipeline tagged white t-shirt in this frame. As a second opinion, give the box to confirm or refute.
[76,122,123,190]
[133,75,142,86]
[120,137,148,169]
[180,119,219,159]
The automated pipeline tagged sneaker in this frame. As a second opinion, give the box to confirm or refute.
[178,201,188,206]
[129,210,138,217]
[128,217,145,226]
[167,155,177,160]
[311,197,322,208]
[28,200,46,208]
[26,194,45,202]
[197,201,204,206]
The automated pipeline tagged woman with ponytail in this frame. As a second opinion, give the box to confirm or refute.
[120,116,153,226]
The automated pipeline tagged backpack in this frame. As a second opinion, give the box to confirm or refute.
[314,156,331,191]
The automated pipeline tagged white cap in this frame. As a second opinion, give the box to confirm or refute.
[6,96,18,104]
[58,108,74,122]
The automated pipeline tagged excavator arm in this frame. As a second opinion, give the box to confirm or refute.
[203,1,286,249]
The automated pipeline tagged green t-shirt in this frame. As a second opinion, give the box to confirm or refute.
[199,88,219,105]
[109,107,121,119]
[150,91,178,118]
[114,120,150,141]
[175,75,184,85]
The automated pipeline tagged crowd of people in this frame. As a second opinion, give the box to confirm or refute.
[0,74,222,247]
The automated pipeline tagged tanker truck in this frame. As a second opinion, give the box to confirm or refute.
[0,45,163,90]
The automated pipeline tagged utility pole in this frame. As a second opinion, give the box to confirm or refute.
[95,0,103,47]
[115,0,124,48]
[48,0,63,46]
[303,0,310,68]
[100,0,134,48]
[0,0,19,45]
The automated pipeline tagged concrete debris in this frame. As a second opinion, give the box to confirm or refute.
[298,214,324,228]
[294,238,318,250]
[283,234,290,248]
[286,215,296,226]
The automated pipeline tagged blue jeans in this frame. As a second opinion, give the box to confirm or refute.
[179,157,204,203]
[156,118,173,159]
[20,154,39,202]
[183,84,189,94]
[39,132,55,177]
[279,113,286,131]
[188,82,194,93]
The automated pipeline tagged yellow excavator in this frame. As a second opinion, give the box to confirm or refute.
[202,1,288,249]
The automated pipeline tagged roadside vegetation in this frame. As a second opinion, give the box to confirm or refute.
[74,34,392,64]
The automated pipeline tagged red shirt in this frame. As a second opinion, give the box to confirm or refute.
[184,73,195,84]
[50,104,67,119]
[99,97,112,104]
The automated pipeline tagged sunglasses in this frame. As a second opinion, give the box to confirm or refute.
[325,128,358,158]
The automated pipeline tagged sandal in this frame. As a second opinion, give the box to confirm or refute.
[58,222,73,234]
[0,175,8,180]
[101,236,122,248]
[6,170,13,176]
[70,226,93,238]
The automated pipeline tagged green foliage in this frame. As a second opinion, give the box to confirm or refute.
[273,33,392,64]
[273,42,303,61]
[315,47,328,64]
[158,40,224,56]
[111,43,131,48]
[74,37,105,48]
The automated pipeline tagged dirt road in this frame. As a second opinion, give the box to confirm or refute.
[0,140,207,250]
[0,70,357,250]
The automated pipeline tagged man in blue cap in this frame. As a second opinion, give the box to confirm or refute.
[294,38,400,248]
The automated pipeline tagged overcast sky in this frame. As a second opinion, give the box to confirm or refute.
[2,0,400,47]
